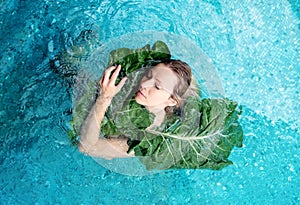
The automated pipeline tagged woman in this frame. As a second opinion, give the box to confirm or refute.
[79,60,194,159]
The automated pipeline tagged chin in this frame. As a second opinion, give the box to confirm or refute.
[134,95,145,105]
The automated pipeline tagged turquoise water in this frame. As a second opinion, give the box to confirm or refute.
[0,0,299,204]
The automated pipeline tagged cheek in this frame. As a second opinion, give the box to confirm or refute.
[148,90,170,102]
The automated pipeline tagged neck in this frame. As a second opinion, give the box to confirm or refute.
[145,106,166,128]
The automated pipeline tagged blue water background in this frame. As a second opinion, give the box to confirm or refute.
[0,0,299,204]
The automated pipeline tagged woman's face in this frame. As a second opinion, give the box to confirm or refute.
[135,63,178,112]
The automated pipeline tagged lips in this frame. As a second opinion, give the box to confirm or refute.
[137,90,146,98]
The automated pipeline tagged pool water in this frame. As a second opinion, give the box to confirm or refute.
[0,0,299,204]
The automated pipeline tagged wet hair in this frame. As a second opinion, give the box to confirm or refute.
[154,59,196,115]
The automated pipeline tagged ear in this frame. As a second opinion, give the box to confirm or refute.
[167,96,178,107]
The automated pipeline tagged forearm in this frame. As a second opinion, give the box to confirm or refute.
[79,96,112,148]
[79,98,134,158]
[78,65,130,158]
[79,137,134,159]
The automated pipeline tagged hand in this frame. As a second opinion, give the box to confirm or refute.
[99,65,127,99]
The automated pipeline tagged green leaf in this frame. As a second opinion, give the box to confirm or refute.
[151,40,171,54]
[108,41,171,83]
[130,98,243,171]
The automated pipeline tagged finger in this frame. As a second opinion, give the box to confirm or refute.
[102,66,117,85]
[116,77,128,92]
[99,74,105,85]
[106,65,118,72]
[110,65,121,83]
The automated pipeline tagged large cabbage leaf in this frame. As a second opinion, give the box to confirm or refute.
[107,40,171,83]
[140,98,243,170]
[111,97,243,170]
